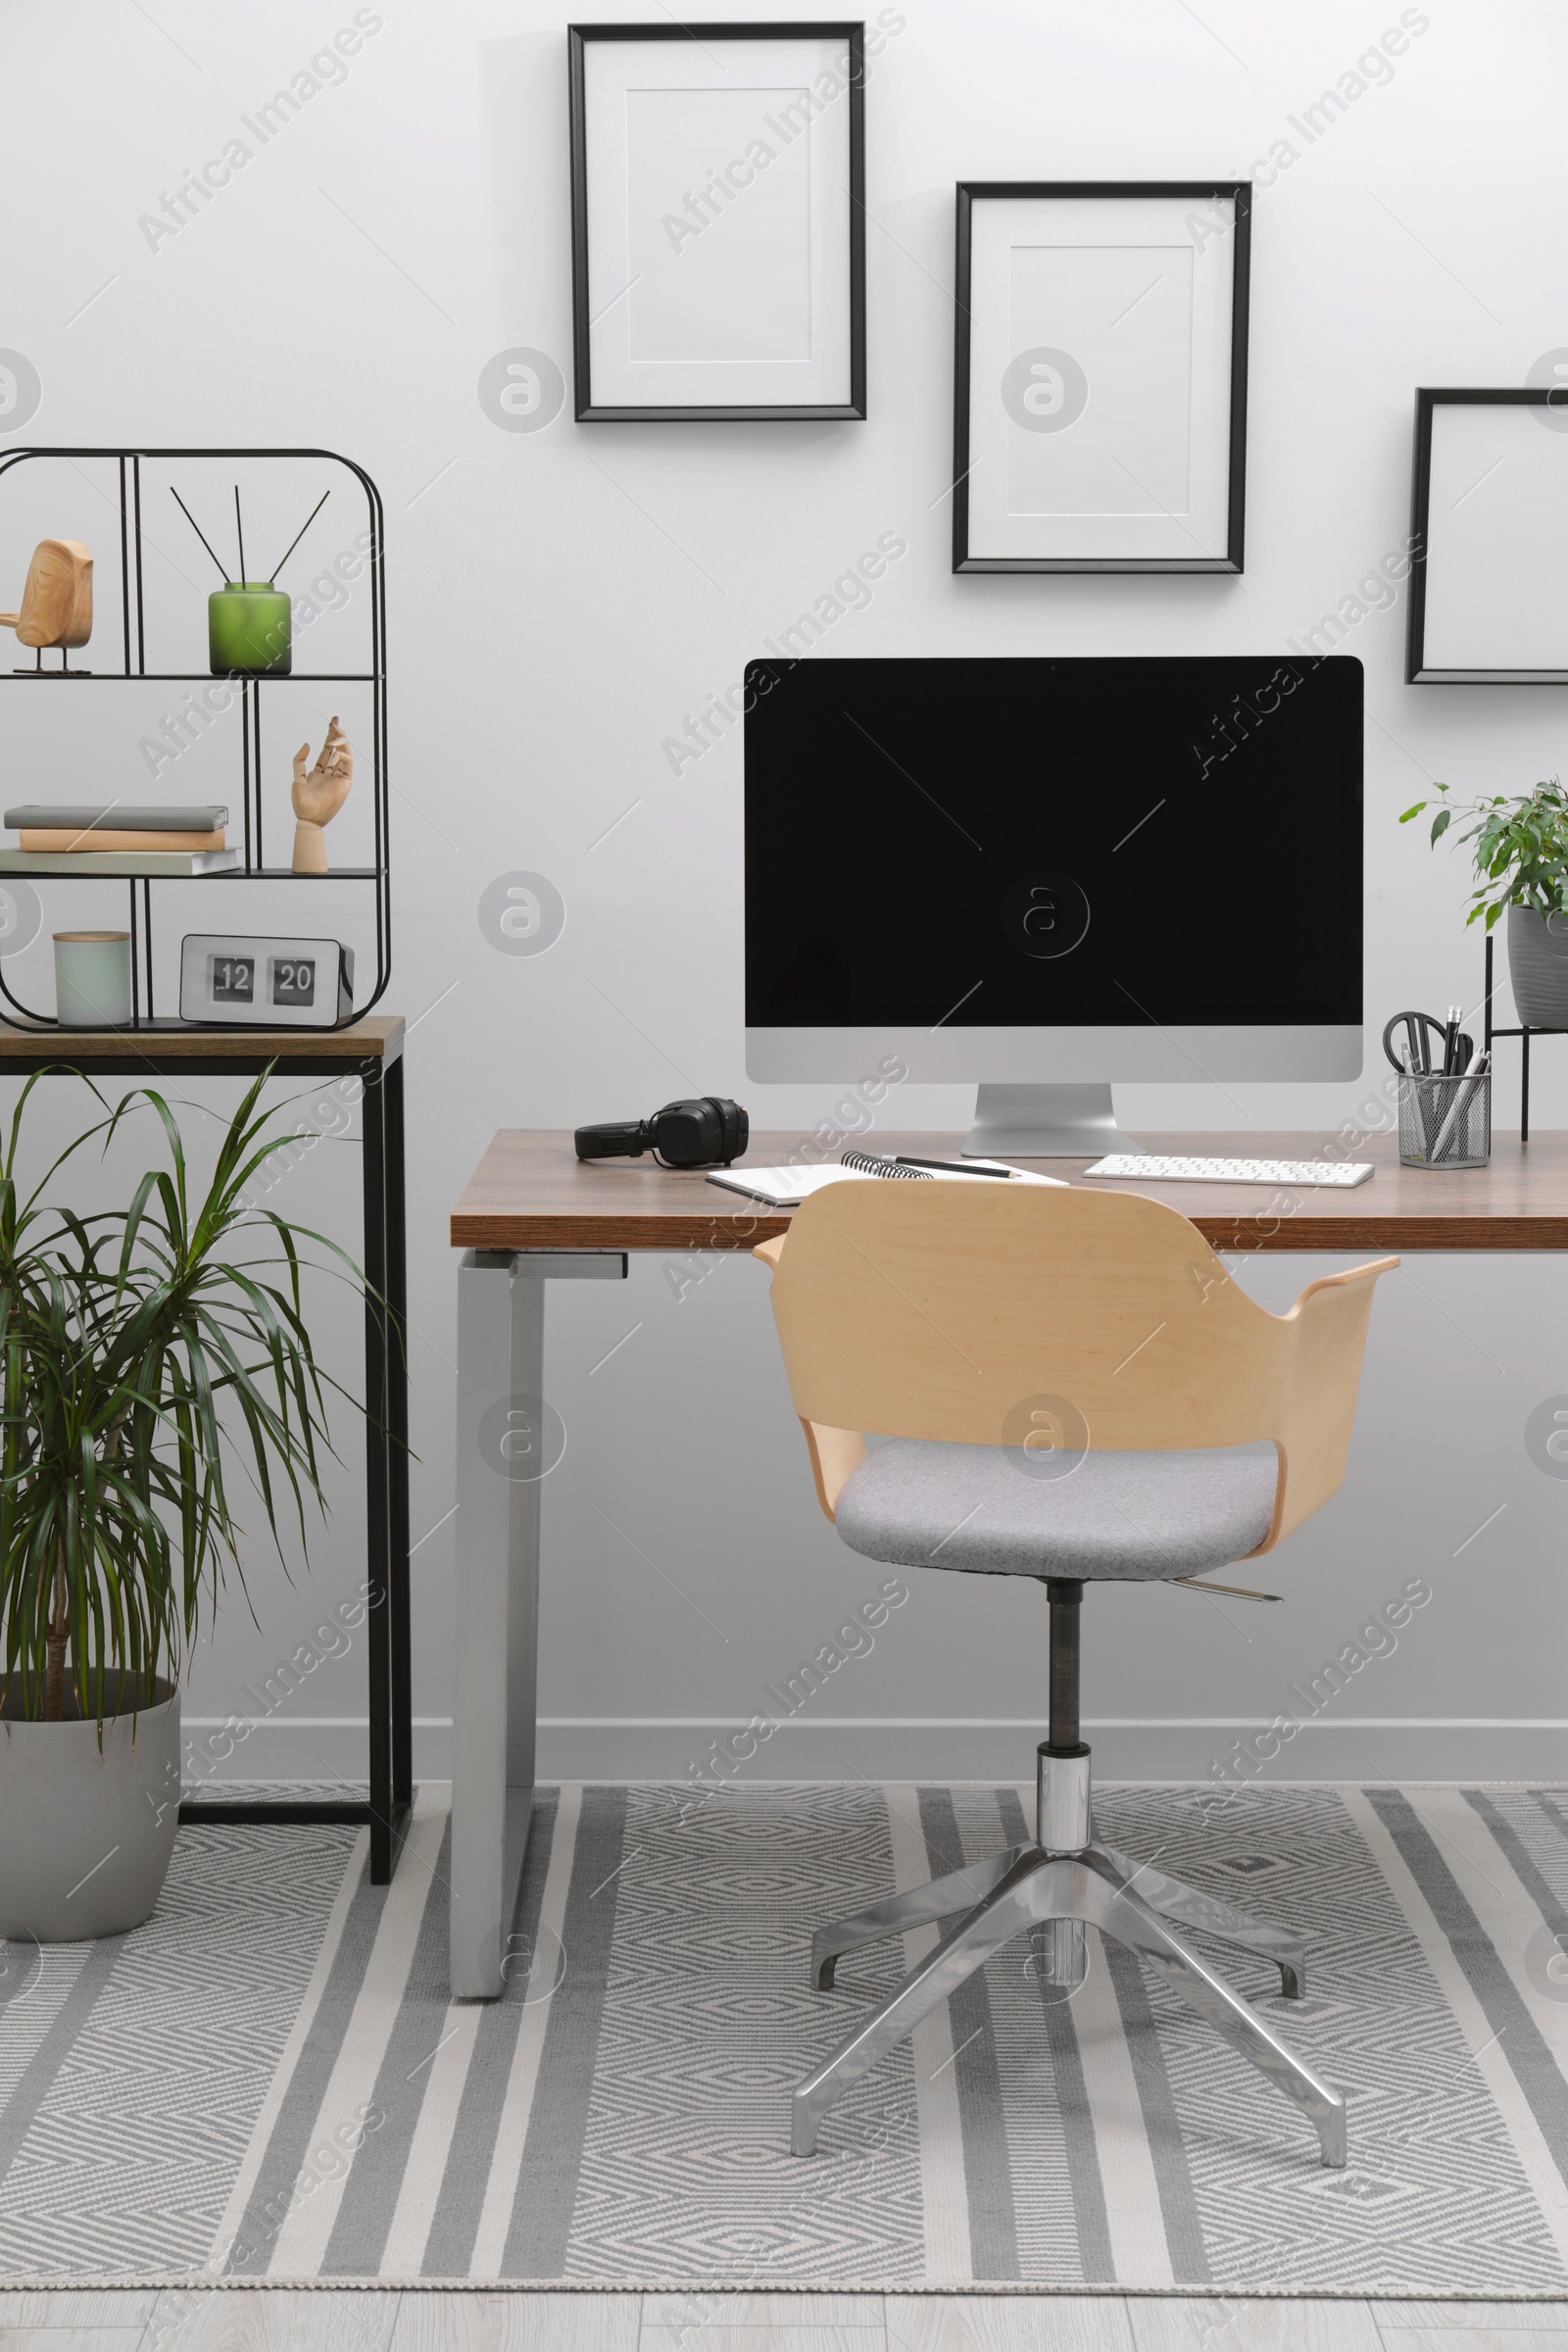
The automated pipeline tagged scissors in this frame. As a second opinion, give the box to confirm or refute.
[1382,1009,1472,1076]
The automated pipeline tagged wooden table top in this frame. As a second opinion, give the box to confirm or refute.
[451,1127,1568,1253]
[0,1014,404,1063]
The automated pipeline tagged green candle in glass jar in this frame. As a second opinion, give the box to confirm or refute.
[208,582,291,676]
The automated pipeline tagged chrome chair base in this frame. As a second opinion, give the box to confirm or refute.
[797,1788,1340,2169]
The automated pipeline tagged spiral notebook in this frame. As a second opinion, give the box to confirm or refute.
[706,1152,1066,1208]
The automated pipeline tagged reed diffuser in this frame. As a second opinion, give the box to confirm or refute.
[172,483,329,677]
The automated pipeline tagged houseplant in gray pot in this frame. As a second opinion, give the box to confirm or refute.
[1401,775,1568,1027]
[0,1072,360,1942]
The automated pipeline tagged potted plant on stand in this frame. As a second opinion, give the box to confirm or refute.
[0,1072,363,1942]
[1401,775,1568,1027]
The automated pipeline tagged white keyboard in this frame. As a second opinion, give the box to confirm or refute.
[1083,1154,1374,1189]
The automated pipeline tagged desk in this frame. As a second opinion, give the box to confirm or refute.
[0,1017,414,1884]
[447,1125,1568,1995]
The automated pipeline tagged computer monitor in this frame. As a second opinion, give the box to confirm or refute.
[744,655,1363,1154]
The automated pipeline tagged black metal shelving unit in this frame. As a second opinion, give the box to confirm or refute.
[0,445,389,1030]
[0,448,410,1880]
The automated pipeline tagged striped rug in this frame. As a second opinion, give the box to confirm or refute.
[4,1778,1568,2294]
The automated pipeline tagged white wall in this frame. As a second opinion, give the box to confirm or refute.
[6,0,1568,1792]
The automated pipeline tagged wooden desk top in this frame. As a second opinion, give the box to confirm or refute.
[451,1127,1568,1253]
[0,1014,404,1064]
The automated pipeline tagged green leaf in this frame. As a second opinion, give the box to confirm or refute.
[1400,773,1568,925]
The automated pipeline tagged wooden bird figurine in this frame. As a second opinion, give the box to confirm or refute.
[291,716,353,873]
[0,539,92,673]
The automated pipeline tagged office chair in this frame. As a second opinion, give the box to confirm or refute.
[754,1179,1396,2169]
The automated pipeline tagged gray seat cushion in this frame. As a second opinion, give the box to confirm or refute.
[834,1439,1278,1582]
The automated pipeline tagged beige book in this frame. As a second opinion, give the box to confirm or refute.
[19,827,225,853]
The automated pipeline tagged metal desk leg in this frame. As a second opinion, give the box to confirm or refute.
[450,1248,626,2000]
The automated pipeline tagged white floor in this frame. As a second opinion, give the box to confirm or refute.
[0,2291,1563,2351]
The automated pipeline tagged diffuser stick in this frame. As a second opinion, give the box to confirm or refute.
[233,487,246,585]
[170,489,229,584]
[267,490,330,585]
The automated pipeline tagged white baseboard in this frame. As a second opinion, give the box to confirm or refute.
[537,1716,1568,1786]
[178,1715,1568,1788]
[179,1719,456,1789]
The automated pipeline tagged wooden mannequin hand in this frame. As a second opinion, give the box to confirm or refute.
[291,716,352,827]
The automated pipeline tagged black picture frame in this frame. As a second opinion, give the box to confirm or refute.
[1406,387,1568,683]
[952,180,1251,574]
[567,21,867,423]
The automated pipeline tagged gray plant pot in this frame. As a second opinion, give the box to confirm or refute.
[0,1674,179,1941]
[1507,903,1568,1030]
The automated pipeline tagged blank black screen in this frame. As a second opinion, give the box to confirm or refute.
[745,657,1362,1028]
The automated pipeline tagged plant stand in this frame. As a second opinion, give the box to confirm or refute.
[0,1016,413,1883]
[1484,930,1568,1142]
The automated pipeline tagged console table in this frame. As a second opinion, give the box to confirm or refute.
[0,1016,412,1883]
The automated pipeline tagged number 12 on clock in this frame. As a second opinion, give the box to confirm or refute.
[211,956,255,1004]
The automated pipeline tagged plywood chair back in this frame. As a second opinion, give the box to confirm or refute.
[0,539,92,650]
[754,1180,1396,1557]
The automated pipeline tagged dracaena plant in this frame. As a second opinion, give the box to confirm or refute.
[0,1071,366,1726]
[1399,775,1568,930]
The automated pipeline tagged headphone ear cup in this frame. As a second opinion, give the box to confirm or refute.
[644,1098,749,1165]
[649,1100,721,1165]
[697,1098,746,1162]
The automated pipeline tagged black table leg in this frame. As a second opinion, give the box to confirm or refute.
[385,1053,414,1816]
[361,1056,408,1882]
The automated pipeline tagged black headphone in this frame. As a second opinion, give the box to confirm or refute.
[574,1097,749,1169]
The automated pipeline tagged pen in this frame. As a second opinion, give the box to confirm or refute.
[1399,1044,1433,1154]
[894,1155,1017,1178]
[1442,1005,1460,1076]
[1430,1049,1491,1162]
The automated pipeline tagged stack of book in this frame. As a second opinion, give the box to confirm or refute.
[0,805,239,875]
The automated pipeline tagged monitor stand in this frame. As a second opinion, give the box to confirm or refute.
[963,1083,1148,1160]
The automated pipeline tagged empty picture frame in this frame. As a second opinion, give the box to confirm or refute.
[952,181,1250,573]
[567,22,866,422]
[1406,389,1568,681]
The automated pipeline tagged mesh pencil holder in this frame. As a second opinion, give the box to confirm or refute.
[1398,1072,1491,1169]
